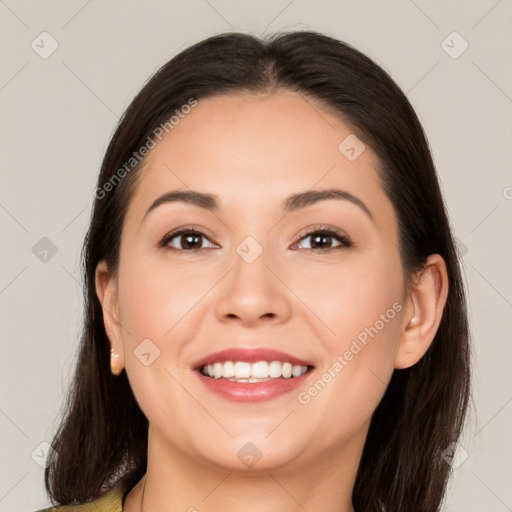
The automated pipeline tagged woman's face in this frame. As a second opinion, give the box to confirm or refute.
[101,91,410,473]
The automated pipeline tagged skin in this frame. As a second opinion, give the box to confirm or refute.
[95,91,448,512]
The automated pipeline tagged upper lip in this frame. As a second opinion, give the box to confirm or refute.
[191,347,315,370]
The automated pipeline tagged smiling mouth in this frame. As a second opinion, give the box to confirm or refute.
[198,360,314,382]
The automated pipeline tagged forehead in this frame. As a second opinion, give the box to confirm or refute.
[126,91,389,222]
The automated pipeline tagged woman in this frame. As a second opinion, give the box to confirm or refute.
[37,30,470,512]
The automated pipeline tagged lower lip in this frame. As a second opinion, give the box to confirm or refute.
[196,369,314,402]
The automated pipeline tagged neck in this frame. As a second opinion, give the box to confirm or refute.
[125,425,363,512]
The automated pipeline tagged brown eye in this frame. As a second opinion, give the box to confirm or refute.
[294,228,352,251]
[298,232,341,250]
[160,229,216,251]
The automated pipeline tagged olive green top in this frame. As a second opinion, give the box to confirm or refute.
[35,481,127,512]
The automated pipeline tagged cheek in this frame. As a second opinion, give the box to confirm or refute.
[116,251,224,380]
[290,254,404,425]
[115,254,207,425]
[117,251,206,337]
[287,251,403,347]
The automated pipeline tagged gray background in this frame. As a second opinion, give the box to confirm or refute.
[1,1,511,511]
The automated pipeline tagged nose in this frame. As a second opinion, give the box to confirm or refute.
[214,246,292,327]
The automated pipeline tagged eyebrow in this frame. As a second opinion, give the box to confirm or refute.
[143,188,374,222]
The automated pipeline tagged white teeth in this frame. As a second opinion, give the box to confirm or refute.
[234,361,251,378]
[269,361,282,378]
[251,361,268,378]
[213,362,223,379]
[227,377,275,383]
[292,364,303,377]
[200,360,309,380]
[223,361,235,378]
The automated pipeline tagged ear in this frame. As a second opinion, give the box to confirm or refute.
[394,254,449,369]
[95,260,125,374]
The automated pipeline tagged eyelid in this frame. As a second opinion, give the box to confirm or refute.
[158,224,219,249]
[293,223,348,241]
[159,223,353,251]
[291,223,352,250]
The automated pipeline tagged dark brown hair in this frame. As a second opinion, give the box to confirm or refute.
[45,30,471,511]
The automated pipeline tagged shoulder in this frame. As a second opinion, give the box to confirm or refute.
[33,481,126,512]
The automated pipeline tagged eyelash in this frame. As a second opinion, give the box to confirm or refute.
[158,224,353,253]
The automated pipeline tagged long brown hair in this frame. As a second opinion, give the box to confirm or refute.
[45,30,471,511]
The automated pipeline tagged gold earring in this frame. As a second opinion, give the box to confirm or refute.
[110,349,122,376]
